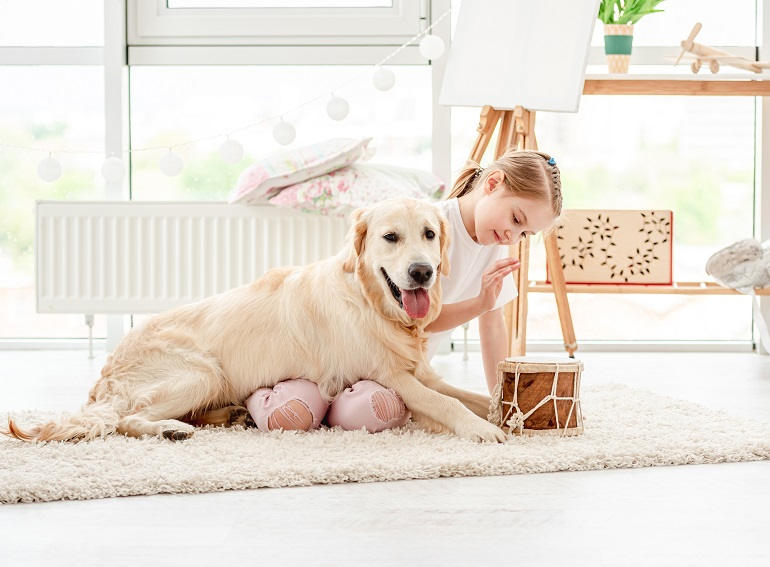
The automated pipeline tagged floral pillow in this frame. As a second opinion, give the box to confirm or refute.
[268,163,446,217]
[227,137,371,205]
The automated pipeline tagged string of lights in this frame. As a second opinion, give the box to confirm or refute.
[1,8,450,183]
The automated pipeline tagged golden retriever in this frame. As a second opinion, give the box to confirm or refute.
[5,198,505,443]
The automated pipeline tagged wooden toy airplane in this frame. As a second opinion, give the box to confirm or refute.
[673,23,770,74]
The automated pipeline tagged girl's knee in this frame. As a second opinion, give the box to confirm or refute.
[327,379,410,433]
[266,399,314,431]
[245,378,329,432]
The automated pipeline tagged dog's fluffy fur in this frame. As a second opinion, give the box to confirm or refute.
[5,198,505,443]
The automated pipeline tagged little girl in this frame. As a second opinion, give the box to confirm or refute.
[425,149,563,394]
[244,149,562,432]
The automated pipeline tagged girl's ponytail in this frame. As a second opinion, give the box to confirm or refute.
[446,160,482,199]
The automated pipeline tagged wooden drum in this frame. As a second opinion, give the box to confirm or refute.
[488,357,584,436]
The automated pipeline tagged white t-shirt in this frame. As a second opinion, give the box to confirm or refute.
[426,198,518,359]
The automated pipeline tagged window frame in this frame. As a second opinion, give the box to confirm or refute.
[0,47,102,65]
[127,0,425,46]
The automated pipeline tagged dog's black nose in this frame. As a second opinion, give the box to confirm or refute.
[408,263,433,285]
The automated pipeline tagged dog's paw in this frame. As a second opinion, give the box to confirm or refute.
[227,405,252,427]
[160,421,195,441]
[162,429,194,441]
[454,417,507,443]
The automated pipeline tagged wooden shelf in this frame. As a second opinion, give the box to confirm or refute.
[529,281,770,296]
[583,76,770,96]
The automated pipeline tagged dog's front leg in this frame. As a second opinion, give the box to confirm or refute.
[379,372,505,443]
[414,364,492,420]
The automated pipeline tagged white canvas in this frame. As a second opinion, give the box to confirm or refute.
[439,0,599,113]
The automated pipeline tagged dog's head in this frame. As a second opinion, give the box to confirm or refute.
[343,198,449,325]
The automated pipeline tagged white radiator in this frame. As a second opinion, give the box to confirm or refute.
[36,201,349,314]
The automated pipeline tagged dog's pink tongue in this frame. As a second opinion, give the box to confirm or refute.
[401,288,430,318]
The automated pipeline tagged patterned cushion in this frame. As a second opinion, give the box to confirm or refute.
[227,137,371,205]
[268,163,446,217]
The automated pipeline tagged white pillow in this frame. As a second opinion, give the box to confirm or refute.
[268,163,446,216]
[227,137,371,205]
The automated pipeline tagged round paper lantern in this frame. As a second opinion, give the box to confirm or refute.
[372,67,395,91]
[273,119,296,145]
[159,150,183,177]
[37,155,62,183]
[101,156,125,183]
[419,34,445,60]
[326,95,349,121]
[219,138,244,163]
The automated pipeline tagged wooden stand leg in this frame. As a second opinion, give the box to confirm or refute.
[469,106,502,163]
[544,231,577,357]
[509,237,530,355]
[495,110,515,156]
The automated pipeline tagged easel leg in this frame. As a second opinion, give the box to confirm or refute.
[495,111,515,156]
[469,106,502,163]
[508,237,530,356]
[544,231,577,357]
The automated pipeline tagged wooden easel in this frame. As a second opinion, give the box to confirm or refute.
[467,105,577,357]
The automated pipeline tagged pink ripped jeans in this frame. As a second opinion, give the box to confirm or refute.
[245,379,411,433]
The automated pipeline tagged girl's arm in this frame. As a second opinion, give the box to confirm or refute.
[424,297,483,333]
[478,307,508,395]
[425,257,520,334]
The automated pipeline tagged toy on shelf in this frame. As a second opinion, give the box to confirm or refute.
[705,238,770,293]
[674,23,770,74]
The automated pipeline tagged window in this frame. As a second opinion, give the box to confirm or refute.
[2,1,439,342]
[449,0,762,347]
[589,0,757,47]
[129,65,432,200]
[0,67,106,339]
[530,95,755,342]
[450,95,757,344]
[1,0,765,348]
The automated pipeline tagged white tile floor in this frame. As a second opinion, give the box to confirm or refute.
[1,349,769,566]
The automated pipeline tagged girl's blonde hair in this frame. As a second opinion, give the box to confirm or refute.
[447,149,562,219]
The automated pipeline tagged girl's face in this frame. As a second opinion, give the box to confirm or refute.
[473,170,555,246]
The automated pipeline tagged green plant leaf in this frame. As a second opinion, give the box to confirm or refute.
[598,0,664,25]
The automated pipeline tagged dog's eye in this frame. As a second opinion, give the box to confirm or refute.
[383,233,398,243]
[425,229,436,240]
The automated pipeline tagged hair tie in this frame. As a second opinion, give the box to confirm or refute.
[547,157,556,166]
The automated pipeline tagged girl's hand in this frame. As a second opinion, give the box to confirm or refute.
[476,258,520,314]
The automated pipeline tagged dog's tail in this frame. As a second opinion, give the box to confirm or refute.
[2,400,121,443]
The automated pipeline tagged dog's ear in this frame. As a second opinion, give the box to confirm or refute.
[437,213,450,276]
[342,207,369,273]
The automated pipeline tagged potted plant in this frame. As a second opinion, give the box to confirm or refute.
[598,0,665,74]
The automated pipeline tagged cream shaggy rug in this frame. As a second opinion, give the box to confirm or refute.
[2,384,769,504]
